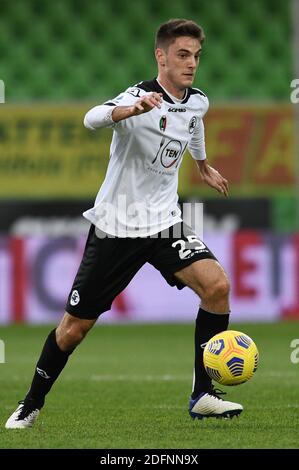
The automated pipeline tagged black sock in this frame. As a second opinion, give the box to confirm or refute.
[25,329,74,408]
[191,307,229,399]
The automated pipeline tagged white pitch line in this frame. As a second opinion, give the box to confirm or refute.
[263,371,298,377]
[249,404,299,410]
[90,374,190,382]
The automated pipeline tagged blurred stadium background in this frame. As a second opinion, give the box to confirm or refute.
[0,0,297,325]
[1,0,299,451]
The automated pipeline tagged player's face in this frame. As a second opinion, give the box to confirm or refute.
[158,36,202,91]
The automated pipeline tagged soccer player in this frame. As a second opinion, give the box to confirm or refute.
[5,19,242,429]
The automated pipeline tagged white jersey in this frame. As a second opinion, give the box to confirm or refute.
[83,78,209,237]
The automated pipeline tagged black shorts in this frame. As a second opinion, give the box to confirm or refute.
[65,222,217,319]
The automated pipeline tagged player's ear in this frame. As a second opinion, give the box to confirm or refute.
[155,48,166,67]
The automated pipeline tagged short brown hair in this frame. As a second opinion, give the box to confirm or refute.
[155,19,205,49]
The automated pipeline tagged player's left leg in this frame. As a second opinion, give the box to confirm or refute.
[173,258,242,419]
[149,222,242,419]
[174,258,230,394]
[175,259,243,418]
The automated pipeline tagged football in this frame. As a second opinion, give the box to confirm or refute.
[203,330,259,386]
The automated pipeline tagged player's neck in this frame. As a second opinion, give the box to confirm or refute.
[156,76,186,100]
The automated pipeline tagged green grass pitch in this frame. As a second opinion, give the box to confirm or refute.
[0,322,298,449]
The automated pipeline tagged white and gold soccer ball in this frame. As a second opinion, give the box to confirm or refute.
[203,330,259,386]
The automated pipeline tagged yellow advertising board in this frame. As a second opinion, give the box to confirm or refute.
[179,105,295,196]
[0,104,111,198]
[0,104,295,198]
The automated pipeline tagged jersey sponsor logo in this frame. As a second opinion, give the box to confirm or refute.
[168,107,186,112]
[189,116,198,134]
[161,140,183,168]
[36,367,51,379]
[70,289,80,306]
[152,138,187,169]
[159,115,167,132]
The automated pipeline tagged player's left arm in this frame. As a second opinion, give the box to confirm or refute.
[188,118,229,197]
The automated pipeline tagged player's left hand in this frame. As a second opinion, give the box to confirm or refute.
[197,161,229,197]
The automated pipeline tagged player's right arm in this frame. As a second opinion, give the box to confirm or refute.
[111,93,162,122]
[83,88,162,130]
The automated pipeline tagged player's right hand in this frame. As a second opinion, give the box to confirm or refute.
[131,92,163,115]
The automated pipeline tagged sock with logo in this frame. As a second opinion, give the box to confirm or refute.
[191,307,229,399]
[25,329,74,408]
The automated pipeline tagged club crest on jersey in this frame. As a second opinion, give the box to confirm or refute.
[189,116,198,134]
[159,115,167,132]
[70,290,80,306]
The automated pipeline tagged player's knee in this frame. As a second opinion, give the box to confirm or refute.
[202,276,230,304]
[66,325,87,346]
[56,322,89,351]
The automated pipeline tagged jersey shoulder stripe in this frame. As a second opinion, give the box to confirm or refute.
[135,79,175,104]
[189,87,207,97]
[181,87,207,104]
[104,80,208,107]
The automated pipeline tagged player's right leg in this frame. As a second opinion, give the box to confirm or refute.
[5,224,150,429]
[5,312,96,429]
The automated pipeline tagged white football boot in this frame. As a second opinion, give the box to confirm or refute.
[189,388,243,420]
[5,400,40,429]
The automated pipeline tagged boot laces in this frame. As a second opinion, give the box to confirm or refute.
[17,399,39,421]
[210,387,227,400]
